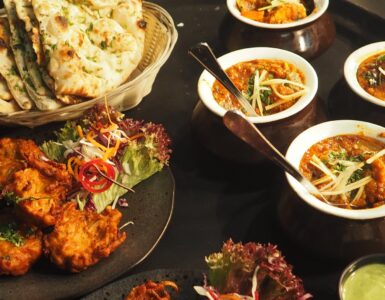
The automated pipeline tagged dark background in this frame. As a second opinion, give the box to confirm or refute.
[1,0,385,299]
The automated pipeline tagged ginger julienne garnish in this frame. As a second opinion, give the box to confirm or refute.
[212,59,307,116]
[300,134,385,209]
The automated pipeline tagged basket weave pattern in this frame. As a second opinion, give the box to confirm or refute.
[0,2,178,127]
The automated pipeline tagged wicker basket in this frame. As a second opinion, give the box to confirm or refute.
[0,2,178,127]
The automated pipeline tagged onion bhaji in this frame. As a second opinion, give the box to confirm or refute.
[0,138,26,186]
[125,281,178,300]
[1,138,72,227]
[44,202,126,272]
[0,215,42,276]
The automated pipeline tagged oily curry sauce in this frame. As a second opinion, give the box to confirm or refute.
[300,134,385,209]
[212,59,305,115]
[357,51,385,101]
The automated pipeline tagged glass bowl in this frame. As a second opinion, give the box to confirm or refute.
[0,2,178,127]
[339,254,385,300]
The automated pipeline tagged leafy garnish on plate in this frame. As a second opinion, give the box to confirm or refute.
[41,104,171,213]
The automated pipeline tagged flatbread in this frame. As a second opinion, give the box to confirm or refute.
[0,17,32,110]
[4,0,62,110]
[14,0,55,91]
[0,99,20,114]
[0,76,13,101]
[32,0,145,98]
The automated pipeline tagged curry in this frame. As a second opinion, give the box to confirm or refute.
[357,51,385,101]
[236,0,308,24]
[212,59,306,116]
[300,134,385,209]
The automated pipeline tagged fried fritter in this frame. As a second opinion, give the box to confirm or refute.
[18,139,71,185]
[6,168,68,226]
[44,202,126,272]
[1,139,72,226]
[0,138,26,186]
[0,215,42,276]
[126,281,178,300]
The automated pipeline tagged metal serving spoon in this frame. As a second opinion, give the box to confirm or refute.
[188,43,257,117]
[223,110,325,199]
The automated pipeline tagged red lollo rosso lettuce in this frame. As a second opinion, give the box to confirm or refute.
[196,239,312,300]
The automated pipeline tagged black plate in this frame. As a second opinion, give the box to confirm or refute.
[0,167,175,300]
[82,269,204,300]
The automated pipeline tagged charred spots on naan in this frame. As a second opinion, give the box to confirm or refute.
[54,15,69,31]
[137,19,146,30]
[58,45,78,62]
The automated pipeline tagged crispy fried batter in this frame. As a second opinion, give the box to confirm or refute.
[18,139,72,185]
[126,281,178,300]
[0,214,42,276]
[44,202,126,272]
[0,138,26,186]
[1,138,72,226]
[6,168,68,226]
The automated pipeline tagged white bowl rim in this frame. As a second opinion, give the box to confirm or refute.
[226,0,329,29]
[344,41,385,108]
[197,47,318,124]
[285,119,385,220]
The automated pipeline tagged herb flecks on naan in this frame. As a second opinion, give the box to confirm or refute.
[32,0,145,99]
[4,0,62,111]
[15,0,56,93]
[0,17,32,110]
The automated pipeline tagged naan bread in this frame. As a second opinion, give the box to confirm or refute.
[0,99,20,114]
[4,0,62,110]
[0,17,32,110]
[15,0,55,91]
[0,76,13,101]
[32,0,145,98]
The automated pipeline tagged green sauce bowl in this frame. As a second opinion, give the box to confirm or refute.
[339,254,385,300]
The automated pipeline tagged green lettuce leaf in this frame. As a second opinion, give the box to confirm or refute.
[40,141,66,162]
[40,121,79,162]
[92,140,164,213]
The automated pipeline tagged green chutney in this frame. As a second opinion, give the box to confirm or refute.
[342,263,385,300]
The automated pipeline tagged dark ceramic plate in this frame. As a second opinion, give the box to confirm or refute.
[0,167,175,300]
[82,269,204,300]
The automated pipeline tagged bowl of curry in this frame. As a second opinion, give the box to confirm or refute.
[198,47,318,124]
[286,120,385,220]
[345,42,385,108]
[226,0,329,29]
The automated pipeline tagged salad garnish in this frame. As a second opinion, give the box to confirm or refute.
[194,240,312,300]
[41,103,171,213]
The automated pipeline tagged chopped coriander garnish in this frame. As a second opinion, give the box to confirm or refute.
[100,41,108,50]
[376,54,385,63]
[0,223,24,247]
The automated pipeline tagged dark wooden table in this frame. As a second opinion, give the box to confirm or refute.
[1,1,384,299]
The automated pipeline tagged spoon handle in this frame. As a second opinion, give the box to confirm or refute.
[188,43,257,117]
[223,110,321,196]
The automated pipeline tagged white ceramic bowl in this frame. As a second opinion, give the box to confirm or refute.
[344,41,385,108]
[197,47,318,124]
[286,120,385,220]
[226,0,329,29]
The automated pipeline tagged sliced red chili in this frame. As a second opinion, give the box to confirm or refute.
[79,159,115,193]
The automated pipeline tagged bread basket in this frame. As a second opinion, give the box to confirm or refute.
[0,1,178,127]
